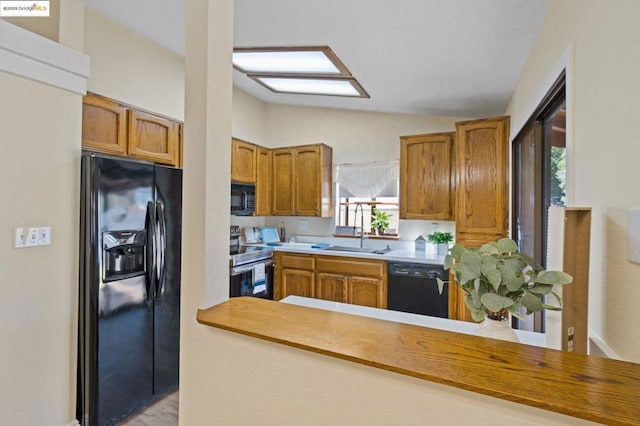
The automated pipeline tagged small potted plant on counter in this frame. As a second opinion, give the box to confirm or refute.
[371,208,392,235]
[427,231,453,255]
[436,237,573,341]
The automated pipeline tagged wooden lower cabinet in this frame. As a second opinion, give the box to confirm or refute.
[274,252,315,300]
[316,273,348,303]
[275,252,387,309]
[349,276,385,309]
[281,268,315,299]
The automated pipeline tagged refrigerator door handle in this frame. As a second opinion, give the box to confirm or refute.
[145,201,157,301]
[156,200,167,298]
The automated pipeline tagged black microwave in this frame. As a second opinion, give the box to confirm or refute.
[231,182,256,216]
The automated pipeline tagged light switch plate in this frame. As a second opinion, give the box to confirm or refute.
[628,208,640,264]
[39,227,51,245]
[14,227,27,248]
[14,226,51,248]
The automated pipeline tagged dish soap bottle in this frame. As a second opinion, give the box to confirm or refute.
[279,221,286,242]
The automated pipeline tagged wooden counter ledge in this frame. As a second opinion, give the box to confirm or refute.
[197,297,640,425]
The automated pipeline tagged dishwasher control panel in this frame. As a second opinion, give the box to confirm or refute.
[388,263,444,279]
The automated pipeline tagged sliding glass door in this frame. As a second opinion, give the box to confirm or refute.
[512,73,566,332]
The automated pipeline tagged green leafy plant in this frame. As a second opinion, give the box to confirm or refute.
[370,208,391,233]
[436,238,573,322]
[427,231,453,244]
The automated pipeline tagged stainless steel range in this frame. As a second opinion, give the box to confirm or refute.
[229,225,274,299]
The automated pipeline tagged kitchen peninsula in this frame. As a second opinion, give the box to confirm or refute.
[197,297,640,425]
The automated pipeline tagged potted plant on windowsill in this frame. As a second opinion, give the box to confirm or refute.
[427,231,453,255]
[436,238,573,342]
[370,208,392,235]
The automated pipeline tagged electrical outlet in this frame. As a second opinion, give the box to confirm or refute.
[567,326,575,352]
[299,219,308,230]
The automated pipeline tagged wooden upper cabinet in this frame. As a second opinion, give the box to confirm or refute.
[454,116,509,240]
[400,132,454,220]
[272,148,295,216]
[255,147,271,216]
[82,93,183,168]
[272,144,333,217]
[82,93,127,155]
[295,145,321,216]
[295,144,334,217]
[178,123,184,168]
[128,110,180,166]
[231,139,258,183]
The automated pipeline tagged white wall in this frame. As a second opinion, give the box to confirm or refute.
[83,6,185,121]
[184,325,591,426]
[0,65,82,426]
[506,0,640,363]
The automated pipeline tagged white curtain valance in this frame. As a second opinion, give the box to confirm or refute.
[335,160,399,198]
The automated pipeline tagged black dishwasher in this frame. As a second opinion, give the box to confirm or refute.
[387,262,448,318]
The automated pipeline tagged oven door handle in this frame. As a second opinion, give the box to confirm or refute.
[230,259,274,276]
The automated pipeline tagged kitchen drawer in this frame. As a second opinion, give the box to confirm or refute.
[316,256,386,278]
[280,253,315,270]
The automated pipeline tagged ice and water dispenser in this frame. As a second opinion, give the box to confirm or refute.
[102,230,146,282]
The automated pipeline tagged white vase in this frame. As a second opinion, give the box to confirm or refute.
[474,315,519,343]
[436,243,449,255]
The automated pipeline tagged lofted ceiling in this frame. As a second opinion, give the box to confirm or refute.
[84,0,552,118]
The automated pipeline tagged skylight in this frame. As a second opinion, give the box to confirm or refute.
[233,46,369,98]
[252,76,366,98]
[233,51,341,74]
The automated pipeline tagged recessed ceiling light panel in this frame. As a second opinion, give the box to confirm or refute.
[252,76,369,98]
[233,46,350,75]
[233,46,369,99]
[233,51,341,74]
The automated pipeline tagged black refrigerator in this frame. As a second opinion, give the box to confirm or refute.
[77,152,182,426]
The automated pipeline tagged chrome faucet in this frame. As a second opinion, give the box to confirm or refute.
[354,202,367,248]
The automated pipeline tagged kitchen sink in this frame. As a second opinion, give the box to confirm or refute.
[322,245,392,255]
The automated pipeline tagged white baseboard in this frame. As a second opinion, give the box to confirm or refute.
[64,420,80,426]
[588,328,621,360]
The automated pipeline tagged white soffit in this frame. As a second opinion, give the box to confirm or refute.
[0,20,90,94]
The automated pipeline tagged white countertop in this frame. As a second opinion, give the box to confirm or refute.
[280,295,546,348]
[264,242,446,265]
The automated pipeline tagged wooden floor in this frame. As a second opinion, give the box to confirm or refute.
[118,390,178,425]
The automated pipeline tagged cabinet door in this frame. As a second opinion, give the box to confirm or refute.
[177,124,184,168]
[231,139,257,183]
[316,272,348,303]
[255,147,271,216]
[295,145,321,216]
[82,93,127,155]
[400,132,454,220]
[349,276,386,309]
[281,269,315,299]
[128,110,180,166]
[272,148,295,216]
[455,116,509,239]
